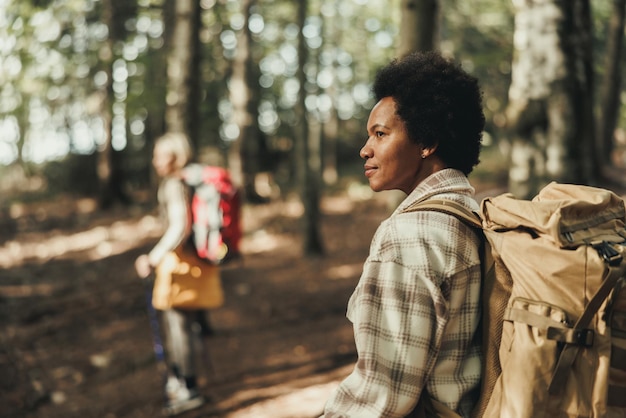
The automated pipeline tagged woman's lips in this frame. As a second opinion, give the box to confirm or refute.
[364,165,376,178]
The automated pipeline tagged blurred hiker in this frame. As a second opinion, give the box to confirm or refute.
[322,51,486,417]
[135,132,224,416]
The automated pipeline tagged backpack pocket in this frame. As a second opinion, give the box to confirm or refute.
[495,297,569,417]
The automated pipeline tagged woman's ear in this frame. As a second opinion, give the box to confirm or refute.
[420,145,438,159]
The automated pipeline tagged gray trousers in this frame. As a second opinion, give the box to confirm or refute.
[161,308,197,378]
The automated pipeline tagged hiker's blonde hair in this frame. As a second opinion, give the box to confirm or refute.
[154,132,193,169]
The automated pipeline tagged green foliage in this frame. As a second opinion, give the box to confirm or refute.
[0,0,618,202]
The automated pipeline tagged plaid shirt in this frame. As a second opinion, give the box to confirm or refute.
[323,169,482,418]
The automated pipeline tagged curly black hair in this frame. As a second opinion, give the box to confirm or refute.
[372,51,485,175]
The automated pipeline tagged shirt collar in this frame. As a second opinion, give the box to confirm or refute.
[394,168,474,214]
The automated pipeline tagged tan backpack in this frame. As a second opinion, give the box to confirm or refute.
[406,182,626,418]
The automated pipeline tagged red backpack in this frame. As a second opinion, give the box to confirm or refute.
[182,164,242,265]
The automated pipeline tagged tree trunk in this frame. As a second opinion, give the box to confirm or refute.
[505,0,594,199]
[164,0,201,149]
[97,0,116,208]
[16,102,29,175]
[142,42,168,193]
[385,0,440,211]
[95,0,138,208]
[295,0,324,256]
[397,0,439,57]
[228,0,265,202]
[576,0,598,183]
[320,0,340,186]
[322,109,339,185]
[597,0,626,166]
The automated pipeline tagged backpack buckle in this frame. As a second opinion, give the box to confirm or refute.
[593,241,623,266]
[570,328,594,347]
[547,327,594,347]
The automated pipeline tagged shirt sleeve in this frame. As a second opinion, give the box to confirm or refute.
[148,178,191,267]
[323,220,451,417]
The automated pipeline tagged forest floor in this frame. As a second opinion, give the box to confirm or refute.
[0,181,403,418]
[2,169,625,418]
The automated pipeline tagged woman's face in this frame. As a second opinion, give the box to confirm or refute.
[360,97,425,194]
[152,144,176,177]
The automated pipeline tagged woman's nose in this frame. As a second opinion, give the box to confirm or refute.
[360,141,372,159]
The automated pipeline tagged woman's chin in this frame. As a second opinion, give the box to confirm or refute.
[367,181,381,192]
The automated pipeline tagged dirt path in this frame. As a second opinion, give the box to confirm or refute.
[0,192,388,418]
[5,175,615,418]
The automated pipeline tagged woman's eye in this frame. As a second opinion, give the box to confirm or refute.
[376,131,384,137]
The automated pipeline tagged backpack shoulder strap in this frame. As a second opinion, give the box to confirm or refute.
[403,198,498,418]
[402,199,483,230]
[401,197,494,292]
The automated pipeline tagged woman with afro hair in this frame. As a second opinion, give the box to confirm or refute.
[322,51,485,417]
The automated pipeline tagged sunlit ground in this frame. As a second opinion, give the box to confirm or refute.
[0,189,380,417]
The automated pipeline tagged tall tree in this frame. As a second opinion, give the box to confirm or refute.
[163,0,201,148]
[228,0,265,202]
[141,29,168,182]
[505,0,595,198]
[320,0,340,186]
[386,0,440,211]
[577,0,597,182]
[397,0,439,57]
[96,0,115,208]
[596,0,626,167]
[97,0,136,208]
[295,0,324,255]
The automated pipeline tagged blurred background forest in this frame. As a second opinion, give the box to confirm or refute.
[2,0,626,417]
[1,0,624,227]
